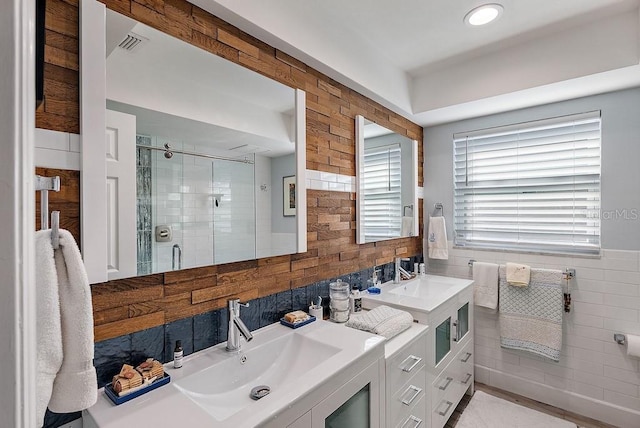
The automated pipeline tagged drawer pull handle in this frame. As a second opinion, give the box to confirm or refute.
[438,376,453,391]
[401,385,422,405]
[462,373,472,384]
[401,415,423,428]
[400,355,422,372]
[453,320,459,342]
[437,400,454,416]
[461,352,472,363]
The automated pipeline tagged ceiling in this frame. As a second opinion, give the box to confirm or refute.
[190,0,640,126]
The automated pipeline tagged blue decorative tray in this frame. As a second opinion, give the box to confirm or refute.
[104,373,171,405]
[280,315,316,329]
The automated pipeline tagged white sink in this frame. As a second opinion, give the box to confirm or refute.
[363,274,474,313]
[173,325,340,422]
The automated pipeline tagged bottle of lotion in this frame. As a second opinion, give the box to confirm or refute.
[173,340,183,369]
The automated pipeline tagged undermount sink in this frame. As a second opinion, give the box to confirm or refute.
[173,326,341,422]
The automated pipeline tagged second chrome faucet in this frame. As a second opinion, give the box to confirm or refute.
[226,298,253,352]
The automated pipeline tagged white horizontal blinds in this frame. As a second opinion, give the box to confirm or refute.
[363,144,402,241]
[453,111,601,255]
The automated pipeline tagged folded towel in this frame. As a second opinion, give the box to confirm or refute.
[473,262,499,310]
[36,230,63,427]
[428,216,448,260]
[346,305,413,339]
[506,262,530,287]
[401,216,414,237]
[499,266,564,361]
[48,229,98,413]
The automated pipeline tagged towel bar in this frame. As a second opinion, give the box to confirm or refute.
[432,202,444,217]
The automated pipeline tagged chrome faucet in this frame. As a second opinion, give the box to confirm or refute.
[226,298,253,352]
[394,257,412,283]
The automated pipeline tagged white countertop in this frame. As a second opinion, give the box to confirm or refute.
[361,274,474,314]
[84,319,385,428]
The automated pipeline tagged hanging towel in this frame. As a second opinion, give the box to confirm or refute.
[506,262,531,287]
[499,265,564,361]
[346,305,414,339]
[36,230,63,427]
[427,216,448,260]
[401,216,414,237]
[48,229,98,414]
[473,262,499,310]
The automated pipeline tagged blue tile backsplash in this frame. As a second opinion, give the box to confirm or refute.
[45,256,420,427]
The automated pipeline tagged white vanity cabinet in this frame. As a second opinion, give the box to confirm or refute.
[384,324,429,428]
[362,275,474,428]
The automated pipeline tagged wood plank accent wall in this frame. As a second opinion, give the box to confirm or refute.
[40,0,425,342]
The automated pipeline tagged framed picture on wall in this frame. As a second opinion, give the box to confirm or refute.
[283,175,296,216]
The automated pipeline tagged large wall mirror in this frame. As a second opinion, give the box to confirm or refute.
[80,1,306,282]
[355,115,418,244]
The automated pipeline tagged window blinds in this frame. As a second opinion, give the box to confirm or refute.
[453,111,601,255]
[363,144,402,241]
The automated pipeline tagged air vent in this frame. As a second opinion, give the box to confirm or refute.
[118,32,148,52]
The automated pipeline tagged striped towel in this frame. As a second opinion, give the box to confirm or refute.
[498,265,564,361]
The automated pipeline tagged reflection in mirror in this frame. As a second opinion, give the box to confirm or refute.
[105,9,300,278]
[355,115,418,244]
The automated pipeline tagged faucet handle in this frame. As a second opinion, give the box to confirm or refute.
[228,298,250,311]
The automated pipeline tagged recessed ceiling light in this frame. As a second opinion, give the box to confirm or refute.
[464,3,504,27]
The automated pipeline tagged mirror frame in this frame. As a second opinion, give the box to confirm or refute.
[355,115,418,245]
[79,0,306,284]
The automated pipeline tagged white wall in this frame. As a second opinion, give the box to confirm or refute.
[426,245,640,427]
[424,87,640,426]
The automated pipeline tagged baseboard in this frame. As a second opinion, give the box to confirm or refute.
[475,364,640,428]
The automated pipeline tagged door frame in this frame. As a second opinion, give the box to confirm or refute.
[0,0,38,425]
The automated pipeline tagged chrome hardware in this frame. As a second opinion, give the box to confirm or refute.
[401,415,423,428]
[438,376,453,391]
[462,373,472,384]
[226,298,253,352]
[172,244,182,270]
[400,355,422,373]
[453,320,459,342]
[437,400,454,416]
[401,385,422,406]
[461,352,472,363]
[394,257,412,283]
[614,333,626,345]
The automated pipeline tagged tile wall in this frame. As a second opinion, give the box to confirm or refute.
[426,242,640,427]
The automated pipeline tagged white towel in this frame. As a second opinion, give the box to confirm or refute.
[346,305,414,339]
[36,230,63,427]
[48,229,98,413]
[473,262,499,309]
[427,216,448,260]
[506,262,531,287]
[401,216,413,237]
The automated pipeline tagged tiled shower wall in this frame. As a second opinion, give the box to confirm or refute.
[426,242,640,427]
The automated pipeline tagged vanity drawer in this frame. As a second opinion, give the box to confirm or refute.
[457,342,474,392]
[395,393,426,428]
[431,393,457,428]
[430,357,459,410]
[386,334,427,395]
[388,367,426,427]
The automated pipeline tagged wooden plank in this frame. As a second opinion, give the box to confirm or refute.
[218,28,260,58]
[93,306,128,326]
[94,311,165,342]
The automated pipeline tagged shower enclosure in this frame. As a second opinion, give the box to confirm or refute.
[136,136,255,275]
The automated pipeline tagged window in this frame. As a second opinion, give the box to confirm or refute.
[362,144,402,241]
[453,111,601,255]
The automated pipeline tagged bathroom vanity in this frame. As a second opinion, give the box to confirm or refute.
[363,274,474,428]
[83,321,386,428]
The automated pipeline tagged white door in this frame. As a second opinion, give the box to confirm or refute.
[105,109,137,280]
